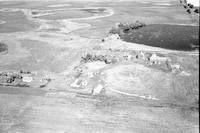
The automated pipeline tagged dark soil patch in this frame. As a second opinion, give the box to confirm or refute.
[0,42,8,53]
[121,24,199,51]
[81,8,106,14]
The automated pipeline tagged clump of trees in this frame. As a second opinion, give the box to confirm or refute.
[0,42,8,53]
[109,21,146,36]
[187,3,194,8]
[194,8,199,13]
[81,53,112,64]
[181,1,199,14]
[183,5,187,8]
[186,9,191,14]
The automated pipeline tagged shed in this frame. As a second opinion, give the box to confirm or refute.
[149,53,168,62]
[22,76,33,83]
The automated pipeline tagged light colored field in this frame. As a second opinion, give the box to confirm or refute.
[187,0,199,6]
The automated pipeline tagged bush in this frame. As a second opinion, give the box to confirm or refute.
[189,4,194,8]
[129,21,146,30]
[194,9,199,13]
[81,53,112,64]
[186,9,191,13]
[187,3,194,8]
[0,42,8,53]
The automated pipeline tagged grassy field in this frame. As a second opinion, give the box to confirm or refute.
[0,11,37,33]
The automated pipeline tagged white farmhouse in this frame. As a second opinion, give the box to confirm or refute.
[149,53,168,63]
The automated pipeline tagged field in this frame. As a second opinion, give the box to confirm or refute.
[121,24,199,50]
[0,0,199,133]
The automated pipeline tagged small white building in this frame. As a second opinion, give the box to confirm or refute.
[149,53,168,63]
[22,76,33,83]
[70,78,81,88]
[171,64,182,73]
[92,84,104,95]
[140,51,145,59]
